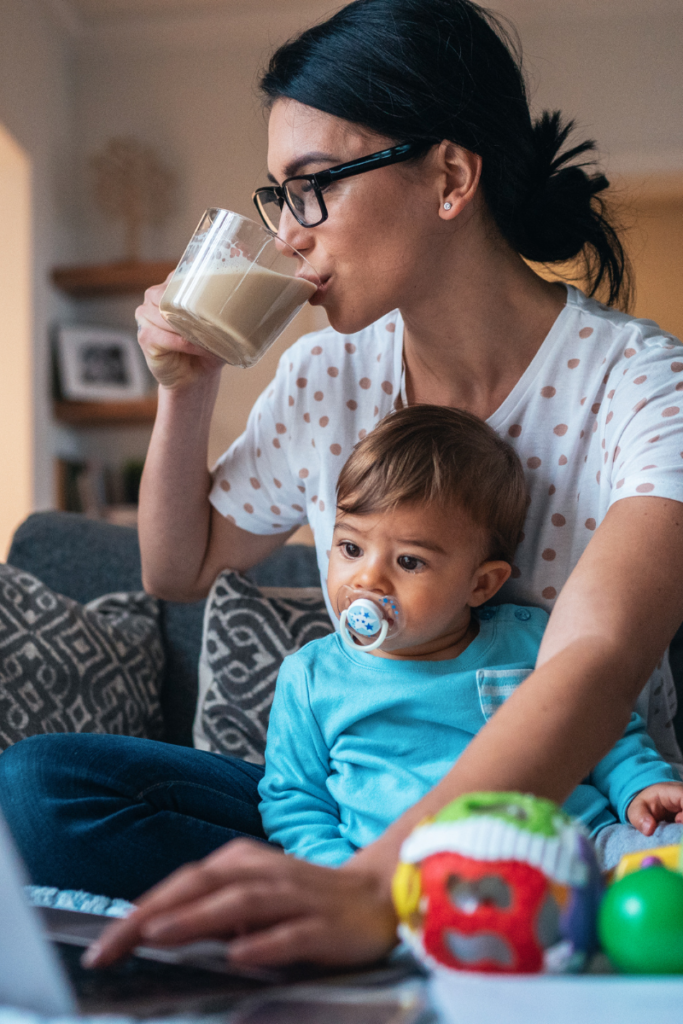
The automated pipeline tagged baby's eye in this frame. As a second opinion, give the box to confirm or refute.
[397,555,425,573]
[341,541,362,559]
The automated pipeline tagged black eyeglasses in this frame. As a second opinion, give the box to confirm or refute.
[252,142,422,232]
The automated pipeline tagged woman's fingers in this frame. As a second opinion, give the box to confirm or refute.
[133,279,223,388]
[141,881,309,945]
[87,840,397,970]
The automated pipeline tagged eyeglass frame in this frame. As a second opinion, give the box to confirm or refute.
[252,142,425,231]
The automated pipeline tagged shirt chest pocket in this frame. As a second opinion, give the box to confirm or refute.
[476,668,534,722]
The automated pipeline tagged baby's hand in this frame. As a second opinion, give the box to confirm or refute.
[626,782,683,836]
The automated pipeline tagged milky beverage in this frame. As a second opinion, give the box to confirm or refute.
[160,257,317,368]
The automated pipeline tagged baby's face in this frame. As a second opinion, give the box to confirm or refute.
[328,500,509,659]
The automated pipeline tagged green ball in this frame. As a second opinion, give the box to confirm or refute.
[598,867,683,973]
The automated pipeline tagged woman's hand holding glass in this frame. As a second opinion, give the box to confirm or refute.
[135,276,224,391]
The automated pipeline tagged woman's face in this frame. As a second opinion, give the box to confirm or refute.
[266,99,453,335]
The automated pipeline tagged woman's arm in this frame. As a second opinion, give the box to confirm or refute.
[135,282,293,602]
[89,495,683,968]
[352,495,683,874]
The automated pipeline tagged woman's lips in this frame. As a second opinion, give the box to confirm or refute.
[309,276,331,303]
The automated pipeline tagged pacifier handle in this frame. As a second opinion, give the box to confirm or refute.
[339,610,389,653]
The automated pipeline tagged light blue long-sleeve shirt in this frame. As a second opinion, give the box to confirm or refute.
[258,604,680,866]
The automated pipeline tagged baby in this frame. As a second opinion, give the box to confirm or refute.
[258,405,683,869]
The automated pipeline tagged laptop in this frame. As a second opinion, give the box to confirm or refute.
[0,811,424,1020]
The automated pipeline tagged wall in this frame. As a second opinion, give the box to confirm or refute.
[3,0,683,523]
[64,2,335,478]
[66,1,683,465]
[0,0,76,514]
[0,126,32,557]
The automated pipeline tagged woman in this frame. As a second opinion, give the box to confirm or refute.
[3,0,683,970]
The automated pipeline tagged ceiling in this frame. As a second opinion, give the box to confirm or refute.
[56,0,302,24]
[47,0,683,33]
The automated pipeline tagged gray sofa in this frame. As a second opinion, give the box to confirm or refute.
[6,512,320,748]
[7,511,683,750]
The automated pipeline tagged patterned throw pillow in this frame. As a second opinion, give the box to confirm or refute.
[0,564,164,749]
[194,571,333,764]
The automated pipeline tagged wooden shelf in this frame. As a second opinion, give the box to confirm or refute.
[51,260,177,298]
[54,396,158,425]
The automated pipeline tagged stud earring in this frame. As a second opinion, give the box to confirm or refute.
[443,202,452,210]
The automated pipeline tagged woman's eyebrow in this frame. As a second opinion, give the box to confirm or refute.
[268,152,341,183]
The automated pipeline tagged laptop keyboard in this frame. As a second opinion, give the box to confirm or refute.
[56,941,265,1016]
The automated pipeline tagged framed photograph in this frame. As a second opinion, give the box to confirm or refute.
[55,325,149,401]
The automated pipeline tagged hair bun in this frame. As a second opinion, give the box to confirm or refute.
[510,111,628,304]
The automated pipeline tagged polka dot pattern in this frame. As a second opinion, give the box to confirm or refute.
[208,303,683,764]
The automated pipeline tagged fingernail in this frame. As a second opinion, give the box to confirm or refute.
[81,943,100,968]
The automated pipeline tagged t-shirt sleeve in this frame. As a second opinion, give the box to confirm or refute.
[604,336,683,508]
[258,652,357,867]
[589,710,681,822]
[209,350,311,536]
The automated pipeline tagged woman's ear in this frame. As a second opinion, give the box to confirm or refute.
[437,142,483,220]
[468,560,512,607]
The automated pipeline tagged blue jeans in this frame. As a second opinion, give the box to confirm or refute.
[0,734,267,901]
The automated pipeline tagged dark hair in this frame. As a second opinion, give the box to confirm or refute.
[261,0,631,309]
[336,405,528,563]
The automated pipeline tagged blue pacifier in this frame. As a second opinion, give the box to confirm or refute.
[337,586,403,653]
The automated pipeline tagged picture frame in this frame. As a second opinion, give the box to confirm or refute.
[55,325,149,402]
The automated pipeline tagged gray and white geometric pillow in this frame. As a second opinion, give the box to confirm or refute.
[194,571,333,764]
[0,564,164,750]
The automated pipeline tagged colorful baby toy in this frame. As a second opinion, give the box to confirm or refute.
[598,845,683,973]
[392,792,603,974]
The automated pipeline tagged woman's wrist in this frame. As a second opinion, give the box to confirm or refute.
[156,369,222,426]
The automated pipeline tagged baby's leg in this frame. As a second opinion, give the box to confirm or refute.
[594,822,683,871]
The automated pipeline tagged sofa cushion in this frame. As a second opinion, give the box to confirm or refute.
[7,512,322,747]
[193,571,334,763]
[0,564,164,749]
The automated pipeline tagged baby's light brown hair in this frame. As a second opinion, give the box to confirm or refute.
[336,405,528,563]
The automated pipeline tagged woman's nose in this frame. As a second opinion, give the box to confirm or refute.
[274,206,313,256]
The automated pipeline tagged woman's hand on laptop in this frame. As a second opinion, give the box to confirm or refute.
[83,838,397,969]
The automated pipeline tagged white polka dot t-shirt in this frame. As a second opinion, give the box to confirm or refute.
[210,285,683,767]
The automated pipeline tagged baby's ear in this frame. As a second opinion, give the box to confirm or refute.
[468,560,512,607]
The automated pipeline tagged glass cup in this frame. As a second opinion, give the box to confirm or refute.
[159,209,320,368]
